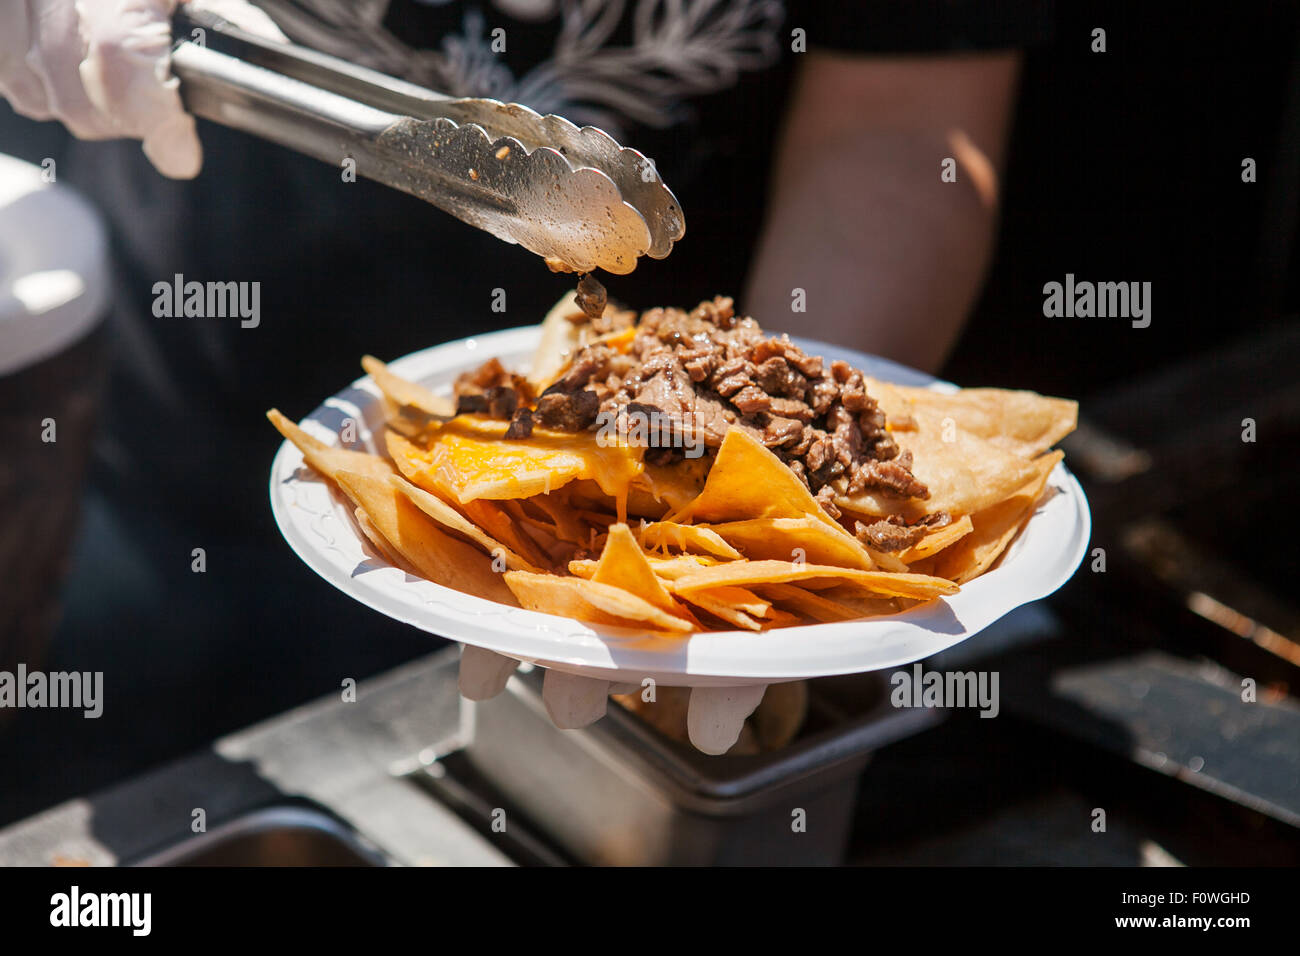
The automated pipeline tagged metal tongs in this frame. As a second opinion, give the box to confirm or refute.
[169,8,683,274]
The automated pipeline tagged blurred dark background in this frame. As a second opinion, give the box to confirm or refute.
[0,0,1296,833]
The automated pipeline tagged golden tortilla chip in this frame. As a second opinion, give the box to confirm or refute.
[635,456,712,513]
[569,553,716,581]
[389,475,543,573]
[687,585,771,620]
[267,409,394,485]
[933,451,1062,583]
[385,429,442,492]
[670,559,958,601]
[565,479,672,522]
[757,606,804,629]
[872,381,1077,459]
[837,409,1039,521]
[354,507,414,573]
[460,498,556,570]
[861,547,909,573]
[816,587,905,617]
[592,524,695,624]
[898,514,975,563]
[528,291,590,392]
[421,417,645,521]
[529,491,592,545]
[672,428,841,529]
[861,378,918,431]
[679,590,764,631]
[638,521,743,560]
[516,515,577,565]
[704,517,875,570]
[362,355,455,417]
[503,571,694,633]
[333,471,516,604]
[758,583,866,622]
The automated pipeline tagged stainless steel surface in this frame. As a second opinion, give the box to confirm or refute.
[137,806,388,867]
[0,649,946,867]
[0,651,513,867]
[462,668,940,865]
[170,8,683,274]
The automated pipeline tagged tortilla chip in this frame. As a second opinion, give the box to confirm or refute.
[669,559,958,601]
[678,590,764,631]
[635,455,712,513]
[354,507,414,573]
[461,498,556,569]
[899,514,975,563]
[836,409,1039,521]
[873,381,1077,459]
[933,451,1062,583]
[672,428,840,529]
[503,571,693,633]
[267,409,394,485]
[385,429,443,491]
[421,417,644,520]
[572,552,716,580]
[529,291,590,392]
[565,479,673,522]
[333,471,516,604]
[862,379,919,431]
[862,546,909,572]
[592,524,695,623]
[362,355,455,417]
[577,508,617,528]
[816,587,904,617]
[516,515,575,564]
[687,585,772,620]
[638,521,743,560]
[758,583,867,622]
[758,607,804,629]
[704,516,876,570]
[529,492,592,545]
[389,475,543,573]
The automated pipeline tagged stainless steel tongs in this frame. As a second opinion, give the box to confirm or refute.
[169,8,683,274]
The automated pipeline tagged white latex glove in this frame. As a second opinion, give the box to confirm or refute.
[458,646,769,755]
[0,0,285,179]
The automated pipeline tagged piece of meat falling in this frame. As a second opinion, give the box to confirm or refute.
[575,273,607,321]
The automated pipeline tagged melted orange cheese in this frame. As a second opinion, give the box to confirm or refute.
[425,416,646,522]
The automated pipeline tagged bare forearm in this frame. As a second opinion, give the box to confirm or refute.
[744,52,1021,373]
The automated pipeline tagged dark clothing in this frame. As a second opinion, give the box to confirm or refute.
[3,0,1298,823]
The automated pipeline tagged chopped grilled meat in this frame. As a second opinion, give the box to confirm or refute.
[856,519,926,553]
[816,486,842,520]
[453,355,535,412]
[575,273,607,321]
[456,393,488,415]
[453,296,929,516]
[590,307,636,336]
[455,356,509,394]
[485,385,517,420]
[855,512,952,552]
[504,407,534,439]
[545,344,614,393]
[535,388,600,431]
[847,452,930,498]
[579,296,928,504]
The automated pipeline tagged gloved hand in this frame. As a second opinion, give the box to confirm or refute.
[0,0,285,179]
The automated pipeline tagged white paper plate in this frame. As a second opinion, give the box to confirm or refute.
[269,327,1090,687]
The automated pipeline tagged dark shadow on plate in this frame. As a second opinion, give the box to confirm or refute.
[895,598,965,635]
